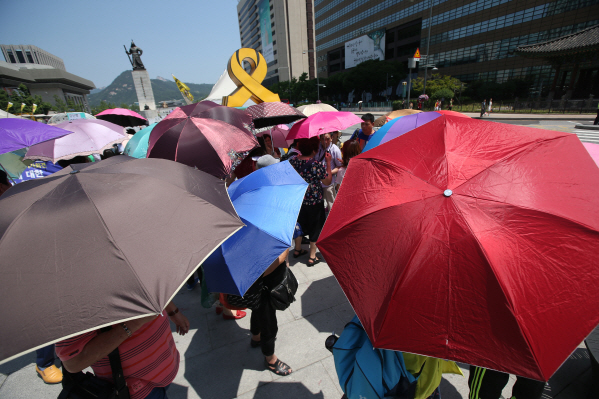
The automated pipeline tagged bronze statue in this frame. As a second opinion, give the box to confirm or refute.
[124,41,145,70]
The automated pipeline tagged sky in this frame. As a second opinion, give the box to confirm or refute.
[1,0,243,88]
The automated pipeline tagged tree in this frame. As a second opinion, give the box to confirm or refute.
[432,88,455,101]
[342,60,406,101]
[411,74,464,98]
[0,84,53,115]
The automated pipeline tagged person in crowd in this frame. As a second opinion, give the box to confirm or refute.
[595,101,599,125]
[409,102,414,109]
[56,301,189,399]
[468,366,545,399]
[349,113,375,150]
[289,137,332,266]
[262,134,281,158]
[0,170,11,196]
[315,133,342,212]
[480,99,487,118]
[335,139,362,192]
[487,98,493,115]
[35,345,62,384]
[281,139,301,161]
[330,131,341,148]
[449,98,453,111]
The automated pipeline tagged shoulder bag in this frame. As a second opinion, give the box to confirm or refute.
[269,267,299,311]
[58,328,130,399]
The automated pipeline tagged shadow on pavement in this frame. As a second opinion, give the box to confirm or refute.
[245,381,326,398]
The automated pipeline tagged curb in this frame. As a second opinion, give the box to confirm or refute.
[575,124,599,130]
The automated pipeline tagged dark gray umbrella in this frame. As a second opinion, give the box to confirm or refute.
[0,156,244,364]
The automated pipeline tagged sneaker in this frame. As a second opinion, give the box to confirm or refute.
[186,277,199,291]
[36,365,62,384]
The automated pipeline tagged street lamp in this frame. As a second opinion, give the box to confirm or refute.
[422,0,434,95]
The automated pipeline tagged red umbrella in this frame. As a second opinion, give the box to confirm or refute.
[317,115,599,381]
[286,112,362,140]
[246,102,306,129]
[147,113,258,179]
[96,108,148,127]
[165,101,253,138]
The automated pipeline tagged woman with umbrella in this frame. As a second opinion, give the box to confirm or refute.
[289,137,332,266]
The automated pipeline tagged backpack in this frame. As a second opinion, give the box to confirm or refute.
[332,316,423,399]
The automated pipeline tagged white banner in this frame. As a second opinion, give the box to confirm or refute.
[345,29,386,69]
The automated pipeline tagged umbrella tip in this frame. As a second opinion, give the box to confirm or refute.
[443,189,453,197]
[69,170,80,175]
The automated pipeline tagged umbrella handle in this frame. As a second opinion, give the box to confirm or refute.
[0,161,17,185]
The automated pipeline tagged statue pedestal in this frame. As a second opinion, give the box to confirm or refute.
[131,69,156,111]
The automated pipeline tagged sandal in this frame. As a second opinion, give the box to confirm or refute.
[307,257,321,267]
[293,249,308,258]
[265,359,292,376]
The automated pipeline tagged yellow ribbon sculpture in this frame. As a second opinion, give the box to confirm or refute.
[222,48,280,107]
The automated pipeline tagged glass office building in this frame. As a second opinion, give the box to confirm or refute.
[315,0,599,98]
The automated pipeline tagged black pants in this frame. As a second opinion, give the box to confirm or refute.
[297,202,325,242]
[468,366,545,399]
[594,109,599,125]
[249,261,288,357]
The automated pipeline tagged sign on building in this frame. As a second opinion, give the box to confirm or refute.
[258,0,274,63]
[345,29,386,69]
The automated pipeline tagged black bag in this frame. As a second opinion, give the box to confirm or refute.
[58,332,130,399]
[269,267,298,310]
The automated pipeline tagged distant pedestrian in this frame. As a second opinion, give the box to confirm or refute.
[449,98,453,111]
[595,102,599,125]
[409,102,413,109]
[488,98,493,115]
[480,99,486,118]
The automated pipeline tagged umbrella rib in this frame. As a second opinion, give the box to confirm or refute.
[448,196,540,372]
[75,176,161,312]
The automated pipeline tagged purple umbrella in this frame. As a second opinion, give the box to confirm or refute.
[0,119,72,155]
[363,111,471,151]
[24,119,127,163]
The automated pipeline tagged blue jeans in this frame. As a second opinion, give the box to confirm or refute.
[144,384,170,399]
[36,345,56,369]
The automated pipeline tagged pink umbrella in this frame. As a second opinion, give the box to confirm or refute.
[257,125,292,148]
[24,119,127,163]
[583,143,599,167]
[286,112,362,140]
[96,108,148,127]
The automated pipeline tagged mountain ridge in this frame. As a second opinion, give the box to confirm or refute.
[88,71,213,106]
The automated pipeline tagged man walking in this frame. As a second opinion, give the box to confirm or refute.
[480,99,487,118]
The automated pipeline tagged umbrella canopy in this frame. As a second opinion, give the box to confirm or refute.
[246,102,306,129]
[147,111,258,179]
[374,109,421,127]
[296,103,338,116]
[0,118,72,155]
[0,156,244,364]
[257,124,293,148]
[317,115,599,381]
[583,142,599,166]
[165,101,254,137]
[123,123,157,158]
[24,119,127,163]
[47,112,96,125]
[287,112,362,140]
[96,108,148,127]
[203,161,307,296]
[364,111,470,151]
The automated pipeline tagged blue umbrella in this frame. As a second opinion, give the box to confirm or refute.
[123,123,157,158]
[203,161,308,296]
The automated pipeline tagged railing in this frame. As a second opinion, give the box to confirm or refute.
[341,102,393,112]
[456,99,598,115]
